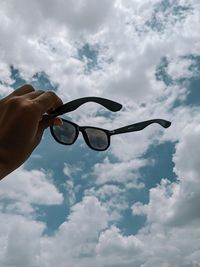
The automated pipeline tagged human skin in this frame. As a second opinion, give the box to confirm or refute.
[0,84,63,180]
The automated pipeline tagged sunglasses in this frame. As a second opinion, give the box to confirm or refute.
[49,97,171,151]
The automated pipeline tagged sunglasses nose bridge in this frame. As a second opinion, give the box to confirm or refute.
[79,127,90,147]
[79,127,97,150]
[74,124,80,141]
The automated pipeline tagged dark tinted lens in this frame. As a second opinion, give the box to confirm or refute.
[85,128,109,150]
[52,121,77,144]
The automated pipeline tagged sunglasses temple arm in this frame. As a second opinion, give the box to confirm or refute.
[110,119,171,135]
[49,97,123,117]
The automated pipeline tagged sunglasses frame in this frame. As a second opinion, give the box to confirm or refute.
[50,119,111,151]
[50,118,171,151]
[49,96,171,151]
[49,96,123,151]
[49,97,123,117]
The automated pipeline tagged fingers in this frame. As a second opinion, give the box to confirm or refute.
[24,90,45,99]
[21,89,63,114]
[33,91,63,114]
[5,84,63,115]
[9,84,35,97]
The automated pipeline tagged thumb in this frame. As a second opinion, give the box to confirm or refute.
[34,115,63,146]
[39,115,63,131]
[33,115,63,149]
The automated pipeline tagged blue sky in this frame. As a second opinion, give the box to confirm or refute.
[0,0,200,266]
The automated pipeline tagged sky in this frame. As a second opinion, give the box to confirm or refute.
[0,0,200,266]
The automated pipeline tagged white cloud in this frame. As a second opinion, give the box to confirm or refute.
[167,57,195,80]
[0,166,63,215]
[130,117,200,266]
[133,121,200,226]
[65,179,76,206]
[93,156,148,185]
[0,213,45,267]
[2,0,115,34]
[63,162,82,178]
[63,163,72,177]
[85,184,129,221]
[38,196,109,267]
[0,83,13,97]
[86,184,124,200]
[0,196,108,267]
[56,196,108,248]
[0,0,199,104]
[96,226,143,265]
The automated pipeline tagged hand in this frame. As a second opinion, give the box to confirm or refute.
[0,84,63,180]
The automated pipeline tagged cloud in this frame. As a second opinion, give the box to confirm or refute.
[85,184,130,221]
[93,156,148,185]
[130,116,200,266]
[0,196,108,267]
[0,0,199,104]
[0,166,63,215]
[2,0,115,34]
[96,226,143,266]
[133,118,200,225]
[38,196,109,266]
[0,83,13,97]
[0,213,45,267]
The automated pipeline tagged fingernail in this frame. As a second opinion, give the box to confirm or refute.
[53,117,63,126]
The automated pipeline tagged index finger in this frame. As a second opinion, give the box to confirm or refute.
[3,84,35,101]
[33,91,63,114]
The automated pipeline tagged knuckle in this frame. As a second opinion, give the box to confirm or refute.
[20,101,32,112]
[7,97,33,113]
[6,97,21,109]
[4,96,40,121]
[45,91,57,98]
[44,91,63,106]
[19,101,40,119]
[31,100,44,114]
[23,84,35,92]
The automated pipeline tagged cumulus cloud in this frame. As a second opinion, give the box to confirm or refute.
[38,196,109,266]
[0,0,199,102]
[129,115,200,266]
[132,116,200,225]
[93,156,148,185]
[85,184,130,221]
[1,214,45,267]
[96,226,143,265]
[0,166,63,215]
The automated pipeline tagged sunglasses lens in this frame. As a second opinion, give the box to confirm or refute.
[52,121,77,144]
[85,128,109,150]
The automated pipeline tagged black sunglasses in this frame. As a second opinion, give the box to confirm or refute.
[49,97,171,151]
[50,118,171,151]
